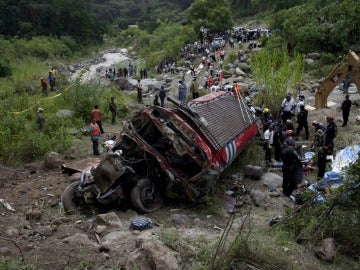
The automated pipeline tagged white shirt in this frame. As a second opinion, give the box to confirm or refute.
[210,85,220,92]
[281,96,295,112]
[264,129,274,144]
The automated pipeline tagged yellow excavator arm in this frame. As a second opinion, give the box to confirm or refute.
[315,50,360,109]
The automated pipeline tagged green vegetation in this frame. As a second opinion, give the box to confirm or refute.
[250,47,305,117]
[280,153,360,258]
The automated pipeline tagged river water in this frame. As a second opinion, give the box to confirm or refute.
[70,49,130,83]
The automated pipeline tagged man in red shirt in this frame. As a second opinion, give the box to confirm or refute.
[91,105,104,134]
[40,78,48,96]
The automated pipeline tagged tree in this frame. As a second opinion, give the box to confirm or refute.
[186,0,234,34]
[251,47,304,117]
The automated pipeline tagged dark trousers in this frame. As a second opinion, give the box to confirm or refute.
[282,111,292,123]
[192,92,199,99]
[282,166,297,197]
[342,110,350,126]
[111,111,116,125]
[92,138,100,155]
[274,143,281,161]
[296,123,309,139]
[264,144,272,161]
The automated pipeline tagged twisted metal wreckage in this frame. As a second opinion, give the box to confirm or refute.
[61,91,258,213]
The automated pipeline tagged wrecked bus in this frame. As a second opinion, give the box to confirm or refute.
[62,91,258,214]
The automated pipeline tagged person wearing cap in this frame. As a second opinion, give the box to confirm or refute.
[281,93,295,123]
[311,128,325,152]
[324,114,337,150]
[190,77,199,99]
[340,94,352,127]
[159,85,166,107]
[261,108,272,132]
[295,94,305,114]
[178,80,187,104]
[37,108,45,131]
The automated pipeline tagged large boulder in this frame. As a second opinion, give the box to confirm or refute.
[112,77,132,91]
[261,172,283,189]
[126,240,180,270]
[44,152,65,169]
[313,238,336,262]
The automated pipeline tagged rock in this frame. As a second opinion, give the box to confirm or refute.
[26,209,42,221]
[126,240,180,270]
[63,233,96,246]
[113,77,132,91]
[102,231,133,245]
[244,165,263,180]
[97,212,123,228]
[44,152,64,170]
[170,214,192,227]
[235,67,246,75]
[0,247,11,255]
[24,162,43,173]
[95,225,107,234]
[5,226,19,236]
[306,53,321,60]
[34,225,56,237]
[249,189,268,206]
[56,109,74,118]
[305,59,315,65]
[261,172,283,189]
[314,238,336,262]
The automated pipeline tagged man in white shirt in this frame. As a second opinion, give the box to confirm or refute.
[264,124,274,162]
[281,93,295,123]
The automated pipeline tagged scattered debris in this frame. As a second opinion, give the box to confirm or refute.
[0,199,16,212]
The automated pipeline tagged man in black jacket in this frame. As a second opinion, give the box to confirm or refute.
[281,144,301,197]
[295,105,309,140]
[341,94,352,127]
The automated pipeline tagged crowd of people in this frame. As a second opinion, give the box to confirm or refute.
[260,91,353,199]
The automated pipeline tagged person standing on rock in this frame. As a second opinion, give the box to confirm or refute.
[90,118,101,156]
[137,79,143,104]
[341,94,352,127]
[91,105,104,134]
[109,97,117,125]
[178,80,187,104]
[159,85,166,107]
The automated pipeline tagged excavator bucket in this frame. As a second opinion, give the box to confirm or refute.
[315,50,360,109]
